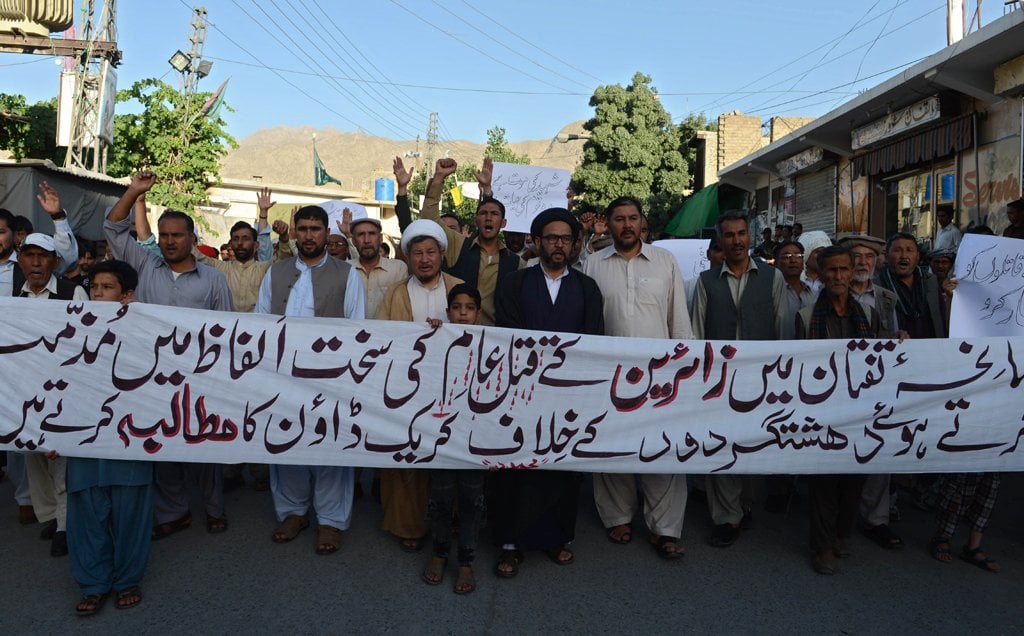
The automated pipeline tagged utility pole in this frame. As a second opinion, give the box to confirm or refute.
[424,112,439,182]
[178,7,210,148]
[63,0,119,172]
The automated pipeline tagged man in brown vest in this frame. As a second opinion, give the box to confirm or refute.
[255,205,366,555]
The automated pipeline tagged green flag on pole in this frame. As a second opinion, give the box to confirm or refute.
[314,146,342,186]
[664,183,720,237]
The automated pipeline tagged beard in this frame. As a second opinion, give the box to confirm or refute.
[298,242,325,260]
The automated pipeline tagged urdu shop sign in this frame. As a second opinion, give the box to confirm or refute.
[851,96,942,150]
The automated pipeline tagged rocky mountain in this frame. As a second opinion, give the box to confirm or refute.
[219,122,588,188]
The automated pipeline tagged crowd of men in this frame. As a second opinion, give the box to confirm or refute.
[1,165,1021,614]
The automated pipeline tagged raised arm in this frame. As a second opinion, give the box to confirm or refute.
[36,181,78,275]
[256,187,275,262]
[421,158,457,221]
[104,171,158,270]
[393,156,416,232]
[473,156,493,198]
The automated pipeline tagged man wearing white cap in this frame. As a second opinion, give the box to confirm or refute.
[14,232,88,558]
[397,157,522,326]
[799,230,832,295]
[375,219,464,552]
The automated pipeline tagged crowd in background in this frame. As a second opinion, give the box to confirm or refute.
[1,162,1022,614]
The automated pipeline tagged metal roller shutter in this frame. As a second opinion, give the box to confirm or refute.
[794,165,837,235]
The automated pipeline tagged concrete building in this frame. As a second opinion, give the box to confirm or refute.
[718,9,1024,247]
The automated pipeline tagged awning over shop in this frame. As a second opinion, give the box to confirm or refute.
[852,113,975,177]
[665,183,719,237]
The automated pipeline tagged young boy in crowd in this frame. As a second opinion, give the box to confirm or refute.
[423,283,487,594]
[67,260,155,616]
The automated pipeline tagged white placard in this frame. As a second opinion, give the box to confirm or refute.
[491,163,571,233]
[950,234,1024,337]
[319,200,368,234]
[653,239,712,280]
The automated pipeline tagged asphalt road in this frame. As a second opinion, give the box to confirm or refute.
[1,471,1022,634]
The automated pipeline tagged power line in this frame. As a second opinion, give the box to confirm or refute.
[258,0,421,138]
[690,0,920,115]
[173,0,366,132]
[431,0,593,91]
[304,0,434,117]
[204,55,858,98]
[275,0,426,135]
[236,0,417,138]
[737,3,944,114]
[775,0,883,103]
[744,56,927,114]
[458,0,604,84]
[387,0,574,94]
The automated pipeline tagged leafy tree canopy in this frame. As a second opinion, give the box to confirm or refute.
[108,78,236,221]
[0,93,60,162]
[573,72,713,236]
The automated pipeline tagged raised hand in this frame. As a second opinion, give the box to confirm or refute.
[257,187,276,211]
[593,215,608,236]
[339,208,352,236]
[272,219,288,236]
[433,158,457,183]
[129,170,157,195]
[393,156,415,188]
[473,157,493,192]
[36,181,62,216]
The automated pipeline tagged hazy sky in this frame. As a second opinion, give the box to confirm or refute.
[0,1,1009,152]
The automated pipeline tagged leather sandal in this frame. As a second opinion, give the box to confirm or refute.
[271,514,309,543]
[316,525,342,555]
[75,593,109,617]
[152,511,192,540]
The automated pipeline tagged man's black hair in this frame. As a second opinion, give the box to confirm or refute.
[91,259,139,292]
[773,239,804,261]
[440,213,462,230]
[230,220,258,241]
[11,215,33,235]
[477,196,506,219]
[715,210,749,236]
[158,209,195,235]
[816,245,853,272]
[294,206,328,227]
[447,282,481,308]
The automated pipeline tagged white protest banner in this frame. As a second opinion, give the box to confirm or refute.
[653,239,711,281]
[2,297,1023,474]
[491,162,571,233]
[949,234,1024,337]
[320,200,369,233]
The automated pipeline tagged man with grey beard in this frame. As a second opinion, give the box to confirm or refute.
[836,232,903,552]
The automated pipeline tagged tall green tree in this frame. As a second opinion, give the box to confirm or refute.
[108,79,236,220]
[0,93,60,162]
[573,72,694,234]
[483,126,530,165]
